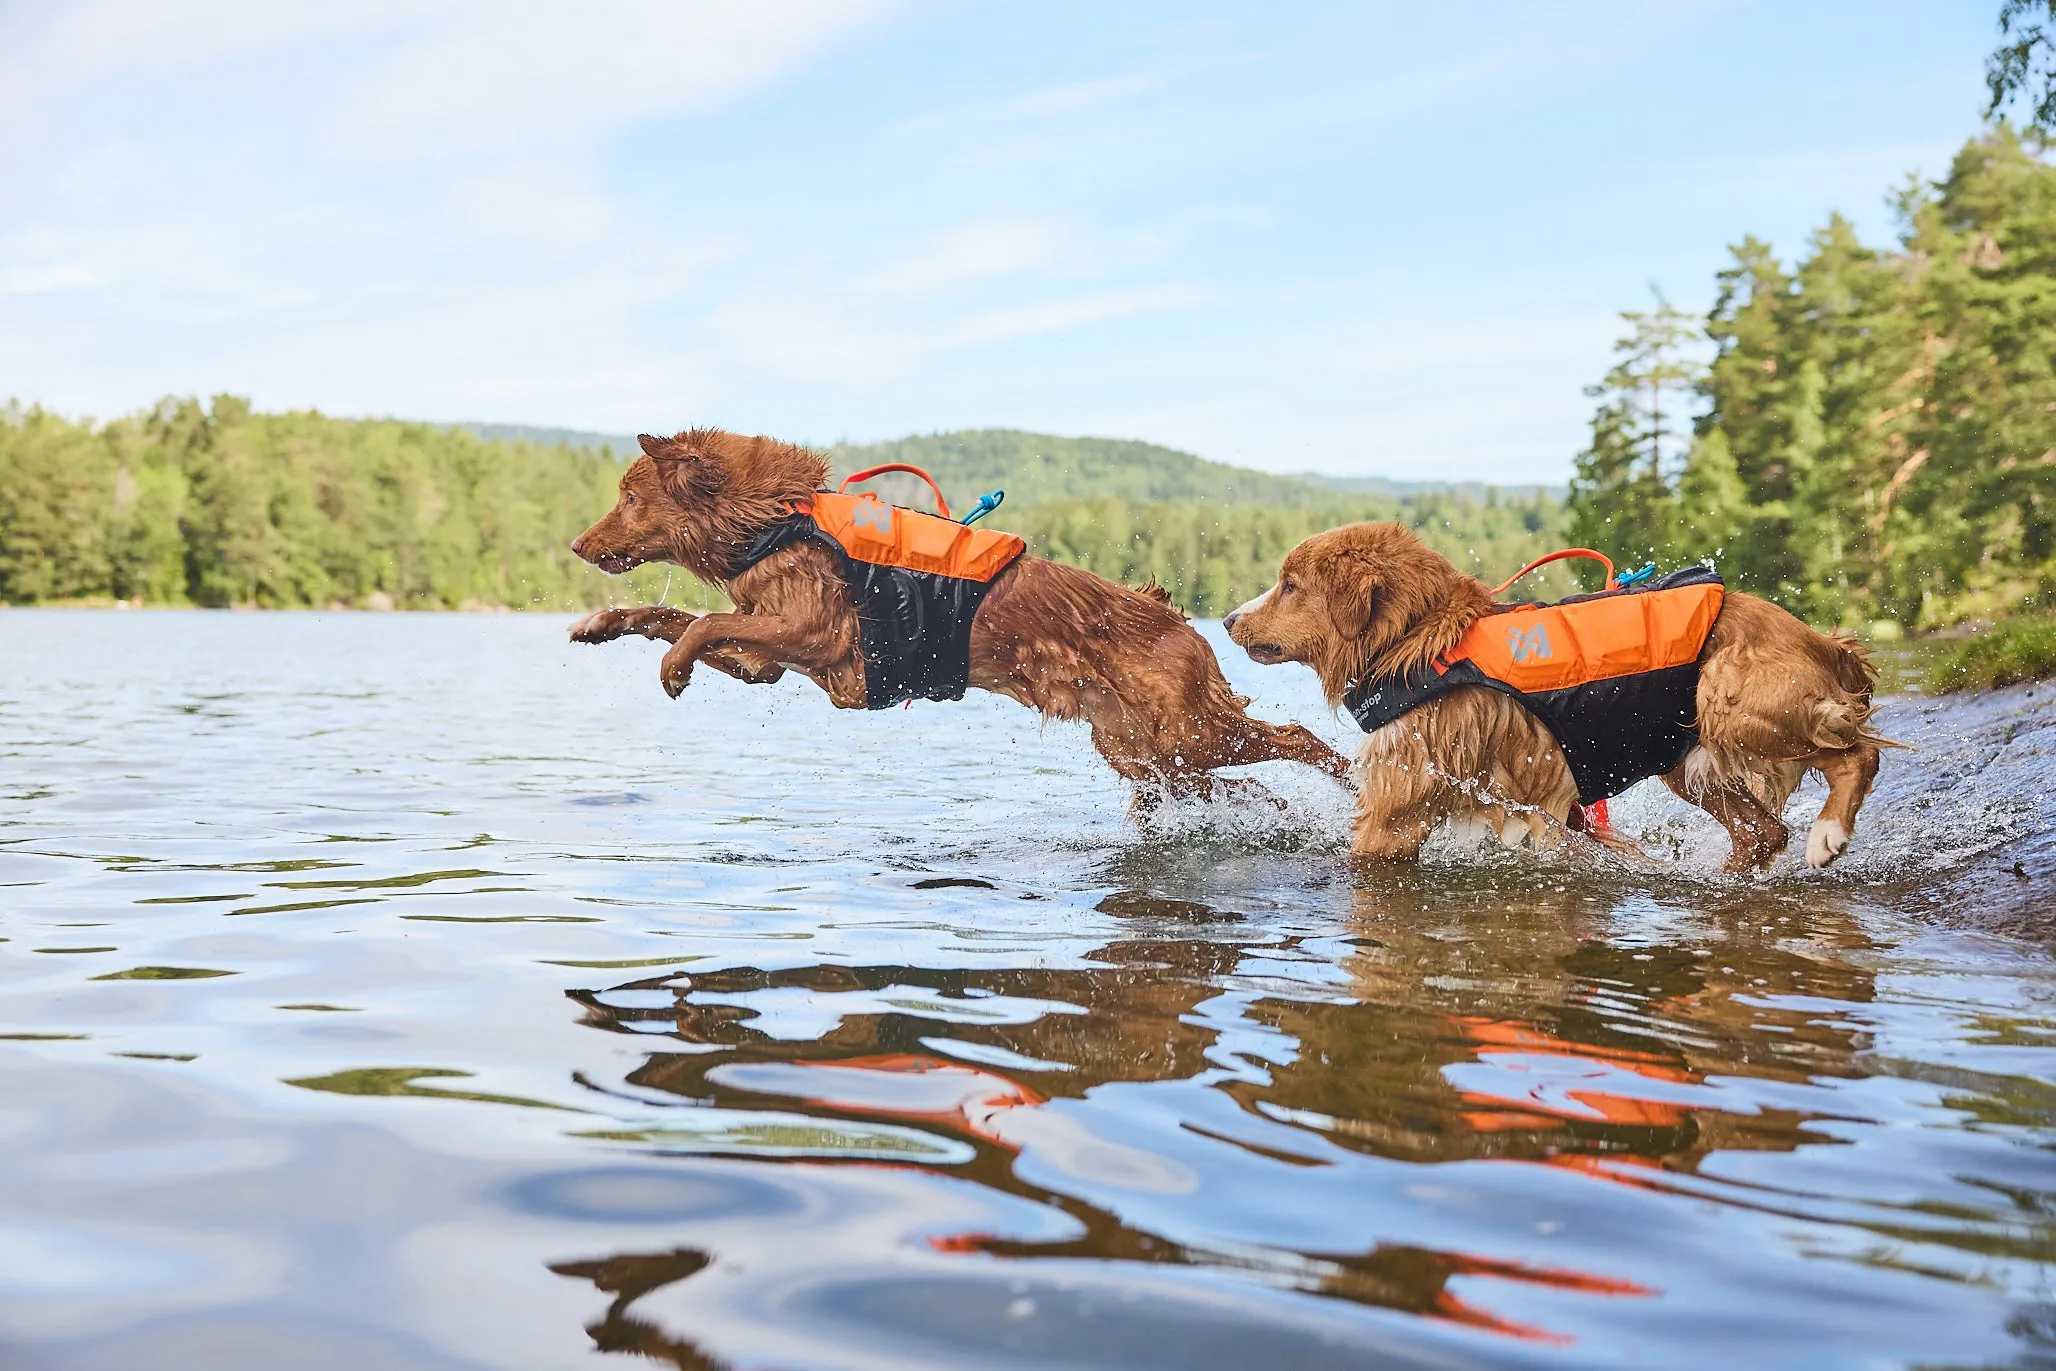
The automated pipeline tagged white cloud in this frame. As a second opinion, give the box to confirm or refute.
[0,2,391,142]
[447,170,621,251]
[1282,0,1738,131]
[948,284,1209,348]
[703,274,1208,387]
[337,0,901,157]
[0,1,898,158]
[0,263,112,296]
[860,219,1073,294]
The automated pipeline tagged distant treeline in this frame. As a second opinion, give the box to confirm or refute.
[0,397,693,611]
[1571,129,2056,629]
[0,402,1568,615]
[1008,493,1563,618]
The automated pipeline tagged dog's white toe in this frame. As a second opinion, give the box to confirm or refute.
[1805,818,1849,869]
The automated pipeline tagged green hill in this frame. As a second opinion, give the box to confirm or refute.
[460,423,637,455]
[1297,471,1567,503]
[462,423,1547,510]
[822,429,1347,511]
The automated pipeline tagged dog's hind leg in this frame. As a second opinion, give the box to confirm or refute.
[1134,668,1351,785]
[1803,741,1881,869]
[1208,716,1352,781]
[1661,761,1788,872]
[1078,703,1196,815]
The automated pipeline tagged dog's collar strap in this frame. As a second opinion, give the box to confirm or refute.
[725,512,818,579]
[1344,658,1478,735]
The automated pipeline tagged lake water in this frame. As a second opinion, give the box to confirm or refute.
[2,608,2053,1370]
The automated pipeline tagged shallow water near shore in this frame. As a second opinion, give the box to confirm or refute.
[2,608,2053,1370]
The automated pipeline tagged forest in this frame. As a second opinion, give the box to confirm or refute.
[1570,127,2056,630]
[0,407,1567,617]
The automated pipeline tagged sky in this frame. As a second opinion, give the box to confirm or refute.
[0,1,2008,482]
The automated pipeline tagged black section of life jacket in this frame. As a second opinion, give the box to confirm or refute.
[1342,566,1722,804]
[727,513,996,710]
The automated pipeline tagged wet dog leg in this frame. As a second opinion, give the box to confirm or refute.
[1804,741,1881,869]
[1208,716,1352,781]
[1660,769,1788,871]
[1349,796,1440,863]
[1349,743,1451,863]
[660,613,832,699]
[1081,710,1191,815]
[569,607,785,684]
[569,606,699,645]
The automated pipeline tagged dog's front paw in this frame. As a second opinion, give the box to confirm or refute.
[569,609,630,644]
[659,645,695,699]
[1805,818,1849,869]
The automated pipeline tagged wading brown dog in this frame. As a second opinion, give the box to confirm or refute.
[567,429,1348,802]
[1223,522,1889,870]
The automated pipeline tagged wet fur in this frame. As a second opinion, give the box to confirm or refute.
[1223,522,1889,871]
[568,429,1349,802]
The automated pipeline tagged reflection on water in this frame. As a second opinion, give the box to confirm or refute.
[0,610,2052,1369]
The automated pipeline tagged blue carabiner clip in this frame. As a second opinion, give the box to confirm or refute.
[1614,562,1658,588]
[961,490,1005,526]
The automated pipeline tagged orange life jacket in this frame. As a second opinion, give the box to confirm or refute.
[798,491,1024,583]
[1346,567,1725,803]
[728,486,1026,709]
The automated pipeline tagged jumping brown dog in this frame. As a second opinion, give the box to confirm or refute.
[567,429,1348,802]
[1223,522,1889,870]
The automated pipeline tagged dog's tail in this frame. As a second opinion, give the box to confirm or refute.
[1132,577,1186,618]
[1824,632,1908,750]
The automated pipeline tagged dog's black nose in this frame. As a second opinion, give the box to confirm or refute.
[1223,610,1242,633]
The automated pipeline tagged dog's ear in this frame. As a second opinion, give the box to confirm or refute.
[1326,553,1377,641]
[649,434,723,503]
[636,433,669,458]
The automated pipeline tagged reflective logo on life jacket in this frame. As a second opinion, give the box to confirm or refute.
[850,500,893,534]
[1509,623,1553,663]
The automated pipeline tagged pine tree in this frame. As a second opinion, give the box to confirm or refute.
[1567,293,1702,582]
[1671,430,1749,568]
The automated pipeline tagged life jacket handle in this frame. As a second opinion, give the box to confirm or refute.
[1491,547,1617,597]
[837,463,952,521]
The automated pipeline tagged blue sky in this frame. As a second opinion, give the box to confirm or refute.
[0,2,2004,481]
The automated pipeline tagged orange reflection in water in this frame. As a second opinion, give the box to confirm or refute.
[786,1051,1044,1148]
[793,1047,1670,1348]
[1449,1015,1701,1132]
[1429,1251,1658,1344]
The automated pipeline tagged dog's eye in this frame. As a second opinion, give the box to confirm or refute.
[1279,577,1296,596]
[623,491,638,506]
